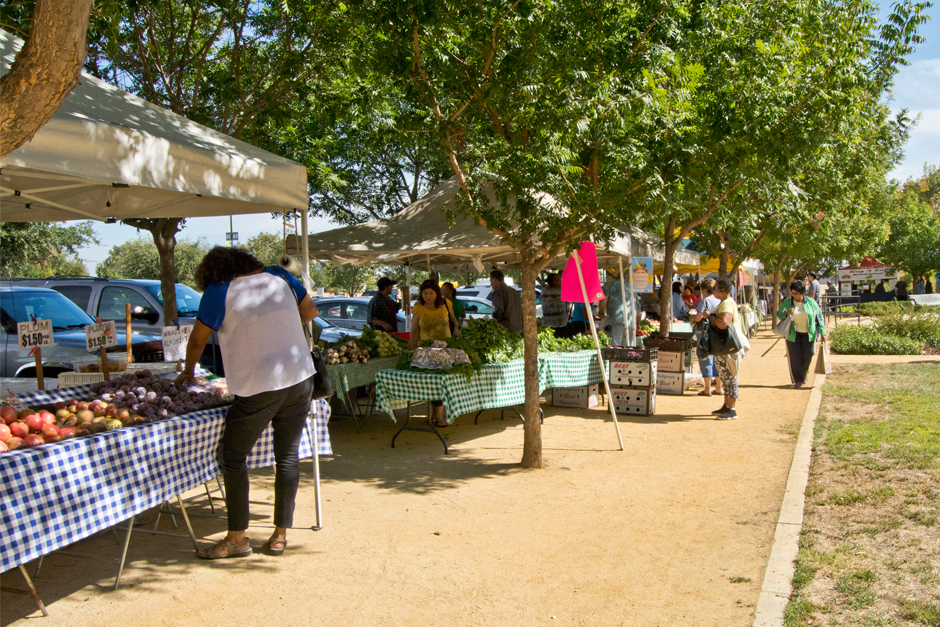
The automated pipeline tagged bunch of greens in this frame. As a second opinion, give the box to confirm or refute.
[393,320,608,376]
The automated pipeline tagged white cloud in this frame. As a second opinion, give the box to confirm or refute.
[891,108,940,181]
[889,59,940,111]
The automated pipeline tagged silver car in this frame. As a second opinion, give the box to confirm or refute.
[315,297,407,331]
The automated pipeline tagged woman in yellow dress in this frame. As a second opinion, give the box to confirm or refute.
[409,280,460,426]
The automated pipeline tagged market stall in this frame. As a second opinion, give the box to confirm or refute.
[0,383,330,593]
[375,349,606,452]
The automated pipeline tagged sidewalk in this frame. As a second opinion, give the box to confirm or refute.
[2,330,830,627]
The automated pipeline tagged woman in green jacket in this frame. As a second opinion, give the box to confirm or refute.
[777,280,827,388]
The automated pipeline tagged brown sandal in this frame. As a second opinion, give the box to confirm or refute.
[266,536,288,556]
[197,537,252,560]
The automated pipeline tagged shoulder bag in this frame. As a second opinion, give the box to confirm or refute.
[708,320,744,356]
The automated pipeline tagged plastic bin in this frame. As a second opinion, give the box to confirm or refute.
[71,352,128,373]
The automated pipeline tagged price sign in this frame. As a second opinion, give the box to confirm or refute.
[162,325,193,362]
[0,393,30,413]
[17,319,54,350]
[85,320,117,351]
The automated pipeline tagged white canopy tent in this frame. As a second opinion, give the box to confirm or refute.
[0,30,324,526]
[0,30,308,223]
[284,177,699,272]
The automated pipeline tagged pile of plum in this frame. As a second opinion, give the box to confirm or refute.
[88,370,226,421]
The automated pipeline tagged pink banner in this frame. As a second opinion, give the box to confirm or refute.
[561,242,605,303]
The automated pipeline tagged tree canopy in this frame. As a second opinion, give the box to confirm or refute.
[0,221,97,277]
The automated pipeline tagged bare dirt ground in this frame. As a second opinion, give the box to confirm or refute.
[2,330,828,627]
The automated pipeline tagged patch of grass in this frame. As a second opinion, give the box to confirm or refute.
[806,484,825,498]
[902,508,938,527]
[783,597,816,626]
[822,366,940,470]
[822,487,894,506]
[728,576,751,583]
[834,570,877,609]
[853,520,902,536]
[900,599,940,626]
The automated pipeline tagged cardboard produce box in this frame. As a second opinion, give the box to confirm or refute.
[609,361,657,388]
[657,351,685,373]
[656,371,686,395]
[551,385,600,408]
[609,386,656,415]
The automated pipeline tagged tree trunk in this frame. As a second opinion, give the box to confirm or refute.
[520,256,542,468]
[0,0,95,157]
[148,219,182,326]
[659,232,676,338]
[718,244,731,279]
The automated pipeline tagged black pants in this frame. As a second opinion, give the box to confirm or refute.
[219,376,314,531]
[786,332,815,385]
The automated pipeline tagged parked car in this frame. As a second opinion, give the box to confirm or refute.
[456,297,495,320]
[6,277,223,371]
[312,315,361,344]
[1,286,165,378]
[455,286,543,318]
[314,297,407,331]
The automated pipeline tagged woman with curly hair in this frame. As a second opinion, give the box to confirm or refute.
[177,246,319,559]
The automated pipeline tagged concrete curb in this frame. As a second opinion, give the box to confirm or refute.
[752,374,826,627]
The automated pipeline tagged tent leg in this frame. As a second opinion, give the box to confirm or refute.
[573,251,624,452]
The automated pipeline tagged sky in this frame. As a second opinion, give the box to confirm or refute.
[73,8,940,273]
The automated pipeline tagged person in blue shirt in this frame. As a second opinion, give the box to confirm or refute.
[177,247,318,559]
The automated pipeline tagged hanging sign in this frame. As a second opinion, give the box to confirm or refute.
[161,325,193,362]
[17,319,53,350]
[632,257,654,293]
[85,321,117,351]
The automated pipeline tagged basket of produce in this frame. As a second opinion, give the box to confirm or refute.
[642,336,694,352]
[359,327,406,357]
[600,346,658,362]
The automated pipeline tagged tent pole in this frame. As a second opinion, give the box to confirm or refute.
[573,250,624,452]
[405,265,412,331]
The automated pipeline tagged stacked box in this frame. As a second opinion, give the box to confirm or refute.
[551,384,600,408]
[609,386,655,415]
[609,361,657,387]
[604,346,658,416]
[656,371,686,396]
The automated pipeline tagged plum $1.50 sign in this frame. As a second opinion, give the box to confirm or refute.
[85,320,117,351]
[18,319,53,350]
[162,325,193,362]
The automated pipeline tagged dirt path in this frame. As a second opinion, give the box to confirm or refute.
[2,330,821,627]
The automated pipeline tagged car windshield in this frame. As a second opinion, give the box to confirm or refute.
[314,316,334,328]
[1,290,95,330]
[143,284,203,316]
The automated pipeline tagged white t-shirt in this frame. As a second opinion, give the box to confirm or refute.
[198,268,315,397]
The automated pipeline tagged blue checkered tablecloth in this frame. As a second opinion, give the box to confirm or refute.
[0,389,331,573]
[373,351,608,424]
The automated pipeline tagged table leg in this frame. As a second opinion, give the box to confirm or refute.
[391,401,449,454]
[175,495,200,551]
[19,565,48,617]
[114,515,135,591]
[472,409,486,425]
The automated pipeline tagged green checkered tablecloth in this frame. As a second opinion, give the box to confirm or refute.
[537,350,606,390]
[375,361,527,425]
[374,351,608,425]
[326,356,400,412]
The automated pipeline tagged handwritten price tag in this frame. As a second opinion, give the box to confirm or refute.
[162,325,193,362]
[85,320,117,352]
[0,393,30,413]
[18,319,54,350]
